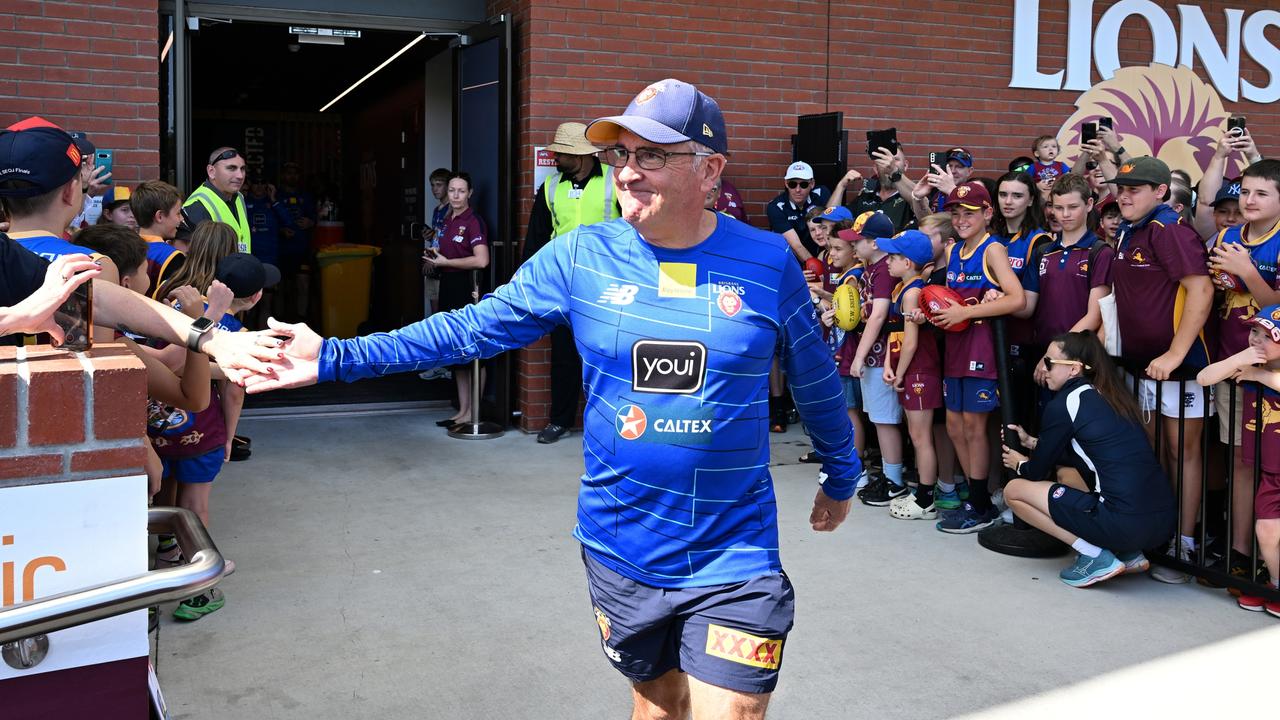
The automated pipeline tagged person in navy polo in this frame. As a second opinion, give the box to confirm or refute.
[766,161,828,261]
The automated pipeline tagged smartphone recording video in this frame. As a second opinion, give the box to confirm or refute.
[54,279,93,352]
[1081,122,1097,144]
[1228,116,1247,136]
[866,128,899,159]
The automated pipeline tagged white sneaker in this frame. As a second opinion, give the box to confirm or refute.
[992,488,1008,512]
[1000,507,1015,525]
[1150,537,1194,584]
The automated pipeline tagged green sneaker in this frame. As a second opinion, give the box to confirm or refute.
[173,589,224,621]
[935,486,962,510]
[956,480,970,501]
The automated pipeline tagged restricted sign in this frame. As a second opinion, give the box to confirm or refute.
[533,147,556,197]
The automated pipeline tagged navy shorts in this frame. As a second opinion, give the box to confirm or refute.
[943,377,999,414]
[1047,483,1175,553]
[582,548,795,695]
[160,447,224,484]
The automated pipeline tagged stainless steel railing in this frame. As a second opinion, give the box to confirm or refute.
[0,507,223,645]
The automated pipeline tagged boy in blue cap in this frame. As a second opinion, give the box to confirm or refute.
[881,230,945,519]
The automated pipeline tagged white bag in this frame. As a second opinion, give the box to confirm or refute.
[1098,292,1121,356]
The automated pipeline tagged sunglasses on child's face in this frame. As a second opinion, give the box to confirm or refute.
[787,180,811,190]
[1043,357,1088,371]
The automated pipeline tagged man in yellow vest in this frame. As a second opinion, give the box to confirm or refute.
[522,122,621,444]
[177,146,251,253]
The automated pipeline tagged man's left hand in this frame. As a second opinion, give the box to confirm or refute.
[809,487,852,532]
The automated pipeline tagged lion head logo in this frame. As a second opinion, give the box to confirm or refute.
[852,211,875,234]
[1056,63,1237,186]
[957,185,971,197]
[634,83,665,106]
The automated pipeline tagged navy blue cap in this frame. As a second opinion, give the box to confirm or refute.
[585,79,728,155]
[216,252,280,298]
[813,206,853,223]
[875,230,934,266]
[0,117,83,198]
[67,130,95,157]
[1213,179,1241,207]
[837,211,896,243]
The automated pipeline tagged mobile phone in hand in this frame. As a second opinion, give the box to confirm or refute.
[94,149,113,184]
[1227,116,1247,136]
[928,151,950,173]
[1098,117,1113,131]
[866,128,899,158]
[1081,122,1097,144]
[54,279,93,352]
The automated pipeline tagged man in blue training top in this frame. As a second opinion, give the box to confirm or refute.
[245,79,861,718]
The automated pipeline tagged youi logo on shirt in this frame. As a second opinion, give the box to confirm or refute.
[631,340,707,394]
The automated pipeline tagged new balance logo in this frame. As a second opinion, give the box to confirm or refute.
[597,283,639,306]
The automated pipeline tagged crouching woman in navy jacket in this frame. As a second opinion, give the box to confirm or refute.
[1001,331,1177,588]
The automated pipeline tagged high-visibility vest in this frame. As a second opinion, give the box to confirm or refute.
[185,183,252,253]
[543,169,619,238]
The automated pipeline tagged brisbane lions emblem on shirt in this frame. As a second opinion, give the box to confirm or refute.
[717,289,741,317]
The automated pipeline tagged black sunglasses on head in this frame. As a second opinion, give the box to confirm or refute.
[787,180,811,189]
[210,148,241,165]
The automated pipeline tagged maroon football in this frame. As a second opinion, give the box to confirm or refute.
[919,284,970,333]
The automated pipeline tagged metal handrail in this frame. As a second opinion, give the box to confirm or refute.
[0,507,224,644]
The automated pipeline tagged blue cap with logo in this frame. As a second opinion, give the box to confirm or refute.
[0,117,84,198]
[813,205,853,223]
[1248,304,1280,344]
[586,79,728,156]
[1213,179,1241,207]
[875,230,934,266]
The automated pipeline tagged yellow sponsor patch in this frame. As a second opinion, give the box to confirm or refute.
[658,262,697,298]
[704,623,783,670]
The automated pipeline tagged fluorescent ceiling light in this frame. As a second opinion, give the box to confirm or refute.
[320,32,426,113]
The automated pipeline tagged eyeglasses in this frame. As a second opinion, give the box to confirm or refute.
[209,148,241,165]
[1043,357,1090,371]
[787,180,812,190]
[598,146,713,171]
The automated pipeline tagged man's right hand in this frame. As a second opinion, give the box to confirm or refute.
[809,487,852,532]
[243,318,324,393]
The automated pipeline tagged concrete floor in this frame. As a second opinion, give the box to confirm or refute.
[153,411,1278,719]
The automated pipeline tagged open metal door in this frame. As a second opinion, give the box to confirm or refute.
[453,14,513,425]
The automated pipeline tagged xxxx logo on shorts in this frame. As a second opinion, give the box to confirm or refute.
[704,624,783,670]
[594,606,611,641]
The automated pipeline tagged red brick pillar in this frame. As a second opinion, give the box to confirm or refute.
[0,343,151,719]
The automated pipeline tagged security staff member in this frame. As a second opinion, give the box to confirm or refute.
[178,147,251,252]
[521,122,621,444]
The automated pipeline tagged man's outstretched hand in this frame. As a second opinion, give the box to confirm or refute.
[242,317,324,393]
[809,488,852,532]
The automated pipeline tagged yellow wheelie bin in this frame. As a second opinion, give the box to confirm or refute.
[317,244,381,337]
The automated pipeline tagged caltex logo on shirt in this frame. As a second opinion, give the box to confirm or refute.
[616,405,648,440]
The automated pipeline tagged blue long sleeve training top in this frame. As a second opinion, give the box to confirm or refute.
[318,214,862,587]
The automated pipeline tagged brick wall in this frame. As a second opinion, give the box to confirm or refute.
[0,344,148,486]
[491,0,1279,429]
[0,0,160,187]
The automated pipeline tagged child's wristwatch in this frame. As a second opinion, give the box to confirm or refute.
[186,317,216,352]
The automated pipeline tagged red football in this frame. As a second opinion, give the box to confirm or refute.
[919,284,970,333]
[803,257,826,280]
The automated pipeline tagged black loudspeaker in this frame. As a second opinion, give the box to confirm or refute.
[792,112,847,192]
